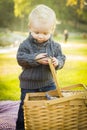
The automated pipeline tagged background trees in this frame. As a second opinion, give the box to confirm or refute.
[0,0,14,28]
[0,0,87,31]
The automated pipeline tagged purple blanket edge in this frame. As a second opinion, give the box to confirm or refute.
[0,101,20,130]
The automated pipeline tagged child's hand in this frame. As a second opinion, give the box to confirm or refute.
[51,57,58,68]
[35,53,48,65]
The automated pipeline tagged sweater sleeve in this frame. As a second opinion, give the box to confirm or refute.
[17,42,40,68]
[54,43,66,70]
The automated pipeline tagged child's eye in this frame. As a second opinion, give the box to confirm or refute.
[35,32,39,34]
[44,32,49,35]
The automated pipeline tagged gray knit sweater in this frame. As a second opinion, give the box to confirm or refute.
[17,34,66,89]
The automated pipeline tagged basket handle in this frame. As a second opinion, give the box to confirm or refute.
[48,58,63,97]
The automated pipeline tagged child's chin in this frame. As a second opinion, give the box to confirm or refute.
[38,40,44,43]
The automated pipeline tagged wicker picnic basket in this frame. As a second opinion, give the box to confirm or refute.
[23,59,87,130]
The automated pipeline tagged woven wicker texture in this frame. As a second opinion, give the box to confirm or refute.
[23,59,87,130]
[23,87,87,130]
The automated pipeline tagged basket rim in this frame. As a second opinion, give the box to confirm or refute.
[24,91,87,106]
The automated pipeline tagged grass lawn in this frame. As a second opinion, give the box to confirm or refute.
[0,52,21,100]
[57,60,87,88]
[0,40,87,100]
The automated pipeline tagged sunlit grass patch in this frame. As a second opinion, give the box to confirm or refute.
[0,52,21,100]
[57,60,87,88]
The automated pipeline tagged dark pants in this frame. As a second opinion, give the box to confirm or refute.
[16,83,56,130]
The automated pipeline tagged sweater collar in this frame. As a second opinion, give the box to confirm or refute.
[29,33,52,46]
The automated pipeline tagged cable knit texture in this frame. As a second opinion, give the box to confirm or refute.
[17,34,66,89]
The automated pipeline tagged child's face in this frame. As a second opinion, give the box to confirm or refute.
[29,20,53,43]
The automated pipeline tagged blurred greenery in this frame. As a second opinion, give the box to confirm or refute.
[0,0,87,32]
[58,60,87,88]
[0,53,21,100]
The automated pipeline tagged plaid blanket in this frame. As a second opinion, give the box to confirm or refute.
[0,101,20,130]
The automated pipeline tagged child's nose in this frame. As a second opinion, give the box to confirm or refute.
[38,34,44,38]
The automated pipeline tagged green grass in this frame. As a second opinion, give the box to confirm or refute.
[57,60,87,88]
[62,45,87,55]
[0,38,87,100]
[54,33,87,44]
[0,52,21,100]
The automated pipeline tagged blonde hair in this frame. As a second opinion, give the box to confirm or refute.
[28,4,56,32]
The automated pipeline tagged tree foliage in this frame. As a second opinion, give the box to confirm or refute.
[13,0,87,23]
[0,0,87,29]
[13,0,32,18]
[66,0,87,23]
[66,0,85,15]
[0,0,14,27]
